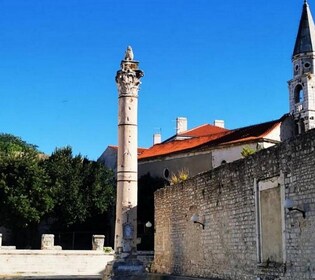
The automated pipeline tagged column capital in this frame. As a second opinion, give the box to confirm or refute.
[115,46,144,96]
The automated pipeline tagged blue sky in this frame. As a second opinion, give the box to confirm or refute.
[0,0,307,160]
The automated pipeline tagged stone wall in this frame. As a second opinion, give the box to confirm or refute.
[153,129,315,280]
[0,234,113,277]
[0,249,114,277]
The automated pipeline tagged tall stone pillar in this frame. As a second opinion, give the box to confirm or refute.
[115,46,144,256]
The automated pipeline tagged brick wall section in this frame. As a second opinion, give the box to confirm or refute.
[153,129,315,280]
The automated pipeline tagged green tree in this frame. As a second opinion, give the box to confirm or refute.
[0,133,38,155]
[0,135,54,247]
[0,153,53,227]
[43,146,115,228]
[0,134,115,247]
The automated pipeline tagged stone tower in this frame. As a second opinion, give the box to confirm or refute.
[115,46,144,256]
[288,0,315,133]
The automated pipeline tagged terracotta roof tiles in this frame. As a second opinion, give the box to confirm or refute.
[139,118,282,160]
[178,124,228,137]
[139,131,229,160]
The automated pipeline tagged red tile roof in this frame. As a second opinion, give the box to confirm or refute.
[139,131,230,159]
[138,118,282,160]
[138,148,148,155]
[203,119,281,147]
[178,124,228,137]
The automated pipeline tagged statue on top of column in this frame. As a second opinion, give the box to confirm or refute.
[124,46,134,61]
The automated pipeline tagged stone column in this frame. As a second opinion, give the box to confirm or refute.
[115,46,144,256]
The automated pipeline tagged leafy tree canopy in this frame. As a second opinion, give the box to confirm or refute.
[43,146,115,228]
[0,134,115,238]
[0,147,53,229]
[0,133,38,155]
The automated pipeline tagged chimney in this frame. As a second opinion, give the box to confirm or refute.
[153,133,161,145]
[176,117,188,134]
[214,120,225,128]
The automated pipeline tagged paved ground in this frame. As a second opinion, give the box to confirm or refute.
[115,274,222,280]
[0,274,223,280]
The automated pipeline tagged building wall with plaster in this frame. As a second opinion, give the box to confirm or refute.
[211,142,257,169]
[153,129,315,280]
[139,151,213,180]
[139,140,276,180]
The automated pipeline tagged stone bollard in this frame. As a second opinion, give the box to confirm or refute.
[92,235,105,251]
[41,234,55,250]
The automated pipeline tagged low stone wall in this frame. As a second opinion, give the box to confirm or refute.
[0,249,114,277]
[153,129,315,280]
[0,234,114,277]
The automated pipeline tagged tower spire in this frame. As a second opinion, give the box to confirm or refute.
[289,1,315,133]
[293,0,315,56]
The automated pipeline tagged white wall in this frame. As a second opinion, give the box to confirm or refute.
[264,123,281,142]
[211,143,257,169]
[0,249,114,277]
[139,151,212,179]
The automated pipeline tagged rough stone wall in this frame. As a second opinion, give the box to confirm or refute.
[153,129,315,280]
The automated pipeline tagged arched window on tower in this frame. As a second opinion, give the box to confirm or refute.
[294,84,304,103]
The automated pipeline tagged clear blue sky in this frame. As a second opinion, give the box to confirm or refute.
[0,0,306,160]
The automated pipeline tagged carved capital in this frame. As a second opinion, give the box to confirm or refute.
[116,69,144,96]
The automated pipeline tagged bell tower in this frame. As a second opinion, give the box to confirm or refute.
[288,0,315,133]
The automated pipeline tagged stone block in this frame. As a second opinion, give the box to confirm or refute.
[92,234,105,251]
[41,234,55,250]
[0,245,16,250]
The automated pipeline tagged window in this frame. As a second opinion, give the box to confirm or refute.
[304,62,311,69]
[163,168,170,179]
[294,84,304,103]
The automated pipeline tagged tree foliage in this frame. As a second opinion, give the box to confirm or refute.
[0,150,53,229]
[43,146,115,228]
[0,134,51,229]
[0,133,38,155]
[0,134,115,238]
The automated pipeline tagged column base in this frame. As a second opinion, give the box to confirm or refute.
[103,255,145,280]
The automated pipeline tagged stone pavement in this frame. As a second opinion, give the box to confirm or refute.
[119,274,223,280]
[0,274,223,280]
